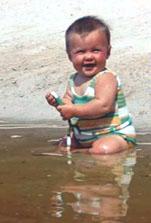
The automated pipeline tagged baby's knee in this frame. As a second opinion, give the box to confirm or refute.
[90,140,110,154]
[90,136,128,155]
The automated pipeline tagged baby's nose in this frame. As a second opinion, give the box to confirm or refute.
[85,52,93,60]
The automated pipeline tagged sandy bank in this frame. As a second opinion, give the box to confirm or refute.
[0,0,151,131]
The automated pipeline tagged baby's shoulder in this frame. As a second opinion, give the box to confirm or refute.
[94,69,121,88]
[95,69,117,81]
[69,72,78,81]
[98,69,117,77]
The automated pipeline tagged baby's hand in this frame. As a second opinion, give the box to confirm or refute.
[45,92,58,107]
[57,104,75,120]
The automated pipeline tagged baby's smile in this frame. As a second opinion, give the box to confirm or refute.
[83,63,96,68]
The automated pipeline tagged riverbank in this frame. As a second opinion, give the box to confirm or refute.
[0,0,151,131]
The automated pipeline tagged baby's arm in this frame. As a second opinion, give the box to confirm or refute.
[58,72,117,119]
[85,72,117,116]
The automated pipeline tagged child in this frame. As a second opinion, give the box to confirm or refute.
[46,16,136,155]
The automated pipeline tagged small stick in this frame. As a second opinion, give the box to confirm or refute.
[137,142,151,145]
[32,152,64,157]
[66,124,72,165]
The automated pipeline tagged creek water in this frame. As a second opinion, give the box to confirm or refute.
[0,125,150,223]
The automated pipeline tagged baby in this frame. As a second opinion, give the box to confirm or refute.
[46,16,136,154]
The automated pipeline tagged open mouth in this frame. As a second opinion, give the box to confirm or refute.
[83,63,96,68]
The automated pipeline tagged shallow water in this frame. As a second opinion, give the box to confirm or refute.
[0,126,151,223]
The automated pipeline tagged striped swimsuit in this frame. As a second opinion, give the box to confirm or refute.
[69,69,136,146]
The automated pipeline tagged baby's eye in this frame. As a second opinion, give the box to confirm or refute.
[76,49,85,54]
[93,48,101,53]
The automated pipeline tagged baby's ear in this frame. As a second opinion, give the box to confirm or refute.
[107,45,111,58]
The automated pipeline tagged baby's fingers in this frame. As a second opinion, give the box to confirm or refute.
[45,93,56,106]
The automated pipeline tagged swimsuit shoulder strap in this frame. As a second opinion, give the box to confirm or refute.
[90,68,110,87]
[68,73,78,96]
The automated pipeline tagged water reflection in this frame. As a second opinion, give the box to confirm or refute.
[50,150,136,222]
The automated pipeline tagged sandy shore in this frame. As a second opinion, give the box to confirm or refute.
[0,0,151,131]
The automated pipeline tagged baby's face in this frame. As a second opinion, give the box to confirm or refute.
[67,29,110,77]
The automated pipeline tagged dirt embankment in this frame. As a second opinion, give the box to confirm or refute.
[0,0,151,131]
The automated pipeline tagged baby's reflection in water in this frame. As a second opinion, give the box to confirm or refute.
[51,150,136,222]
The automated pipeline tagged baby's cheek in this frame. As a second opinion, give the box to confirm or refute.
[98,53,106,59]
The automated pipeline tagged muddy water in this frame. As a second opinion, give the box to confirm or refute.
[0,126,150,223]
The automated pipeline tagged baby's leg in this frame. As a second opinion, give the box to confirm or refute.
[90,135,129,155]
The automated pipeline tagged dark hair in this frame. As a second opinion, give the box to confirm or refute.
[65,16,111,51]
